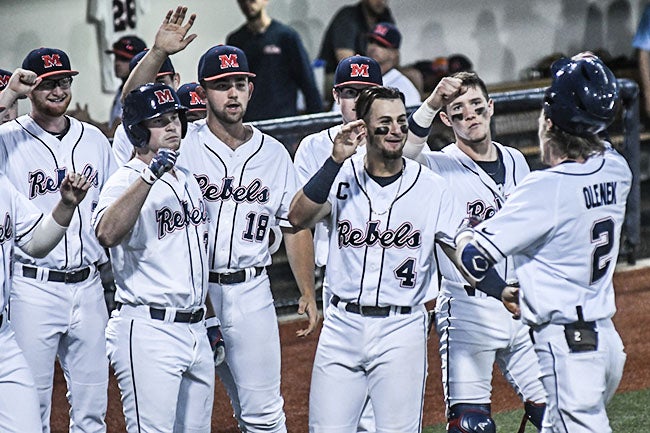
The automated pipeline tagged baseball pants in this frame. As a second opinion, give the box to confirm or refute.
[531,318,625,433]
[436,293,546,409]
[210,274,287,433]
[0,316,42,433]
[10,271,109,433]
[309,303,428,433]
[106,305,215,433]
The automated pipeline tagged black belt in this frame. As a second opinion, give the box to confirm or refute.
[331,295,411,317]
[22,265,92,284]
[209,267,265,285]
[116,303,205,324]
[0,314,3,327]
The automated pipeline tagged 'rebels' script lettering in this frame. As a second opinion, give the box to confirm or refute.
[28,168,67,199]
[0,213,12,245]
[194,174,269,204]
[156,200,208,239]
[337,220,421,249]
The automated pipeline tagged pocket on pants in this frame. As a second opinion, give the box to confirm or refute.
[556,341,607,412]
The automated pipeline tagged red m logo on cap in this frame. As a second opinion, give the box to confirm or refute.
[219,54,239,70]
[375,24,389,36]
[350,63,370,78]
[0,75,9,87]
[42,54,63,69]
[189,91,204,106]
[154,89,174,104]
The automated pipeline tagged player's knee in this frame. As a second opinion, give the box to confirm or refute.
[447,403,495,433]
[524,400,546,430]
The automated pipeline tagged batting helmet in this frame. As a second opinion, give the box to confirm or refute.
[122,82,188,148]
[543,55,619,137]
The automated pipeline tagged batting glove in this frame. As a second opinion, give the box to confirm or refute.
[141,149,178,185]
[205,317,226,367]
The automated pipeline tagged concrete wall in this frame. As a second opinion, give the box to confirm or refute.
[0,0,644,121]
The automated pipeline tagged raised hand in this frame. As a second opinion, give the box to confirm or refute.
[332,119,366,164]
[425,76,464,111]
[59,172,90,207]
[153,6,197,56]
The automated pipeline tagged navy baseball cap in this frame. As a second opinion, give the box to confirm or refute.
[106,35,147,60]
[334,55,382,88]
[129,50,175,77]
[0,69,11,91]
[22,47,79,79]
[368,22,401,49]
[177,82,206,112]
[198,45,256,82]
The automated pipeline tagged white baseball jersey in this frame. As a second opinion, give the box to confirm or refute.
[324,154,456,306]
[473,146,631,326]
[422,142,529,296]
[0,115,117,269]
[93,159,209,308]
[111,124,132,166]
[382,68,422,108]
[178,123,299,272]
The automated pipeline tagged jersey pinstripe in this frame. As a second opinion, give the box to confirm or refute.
[325,154,457,306]
[473,146,632,325]
[178,122,299,272]
[0,115,117,269]
[93,160,209,308]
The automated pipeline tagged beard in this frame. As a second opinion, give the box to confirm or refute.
[381,148,402,160]
[32,95,71,117]
[212,105,245,125]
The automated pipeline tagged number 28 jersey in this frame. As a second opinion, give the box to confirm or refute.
[473,147,632,326]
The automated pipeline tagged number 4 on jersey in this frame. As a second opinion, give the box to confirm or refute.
[394,258,417,288]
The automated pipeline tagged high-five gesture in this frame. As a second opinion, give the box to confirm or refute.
[332,119,366,164]
[152,6,197,56]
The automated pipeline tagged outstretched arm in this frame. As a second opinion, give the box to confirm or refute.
[288,119,365,228]
[122,6,197,100]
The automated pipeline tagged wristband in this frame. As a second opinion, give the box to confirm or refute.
[476,267,508,299]
[303,156,343,204]
[140,167,158,185]
[408,103,438,138]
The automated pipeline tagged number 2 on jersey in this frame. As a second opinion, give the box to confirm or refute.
[394,258,417,288]
[243,212,269,242]
[590,217,614,284]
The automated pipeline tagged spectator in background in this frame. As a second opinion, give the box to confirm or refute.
[227,0,322,121]
[177,82,207,122]
[0,69,19,124]
[318,0,394,106]
[365,22,421,107]
[633,4,650,120]
[104,35,147,131]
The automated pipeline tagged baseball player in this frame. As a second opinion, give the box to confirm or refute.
[404,72,546,432]
[0,48,116,433]
[454,53,628,433]
[289,86,457,432]
[0,133,91,433]
[293,54,382,433]
[0,68,19,124]
[93,82,215,432]
[121,7,319,432]
[112,49,180,166]
[177,82,207,122]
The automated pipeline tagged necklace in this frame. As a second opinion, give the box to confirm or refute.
[362,165,405,216]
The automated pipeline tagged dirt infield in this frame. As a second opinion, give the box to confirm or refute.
[50,265,650,432]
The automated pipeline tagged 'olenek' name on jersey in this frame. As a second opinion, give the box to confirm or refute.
[583,181,617,209]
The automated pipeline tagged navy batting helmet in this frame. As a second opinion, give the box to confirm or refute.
[122,82,188,148]
[543,55,619,137]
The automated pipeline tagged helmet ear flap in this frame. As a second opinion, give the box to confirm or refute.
[125,122,151,148]
[179,110,188,138]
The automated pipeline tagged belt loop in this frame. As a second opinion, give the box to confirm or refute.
[245,267,254,282]
[37,266,47,282]
[164,307,176,323]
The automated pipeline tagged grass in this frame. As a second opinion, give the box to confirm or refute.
[423,388,650,432]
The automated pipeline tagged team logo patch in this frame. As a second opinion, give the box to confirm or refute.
[154,89,174,104]
[350,63,370,78]
[189,91,204,107]
[41,54,63,69]
[374,24,390,36]
[0,74,10,88]
[219,54,239,70]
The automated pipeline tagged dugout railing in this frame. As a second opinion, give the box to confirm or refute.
[255,79,641,312]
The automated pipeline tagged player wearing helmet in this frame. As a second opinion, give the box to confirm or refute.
[454,53,628,433]
[93,82,215,433]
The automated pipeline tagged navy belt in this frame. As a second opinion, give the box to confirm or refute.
[209,267,265,285]
[22,265,91,284]
[331,295,411,317]
[116,303,204,323]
